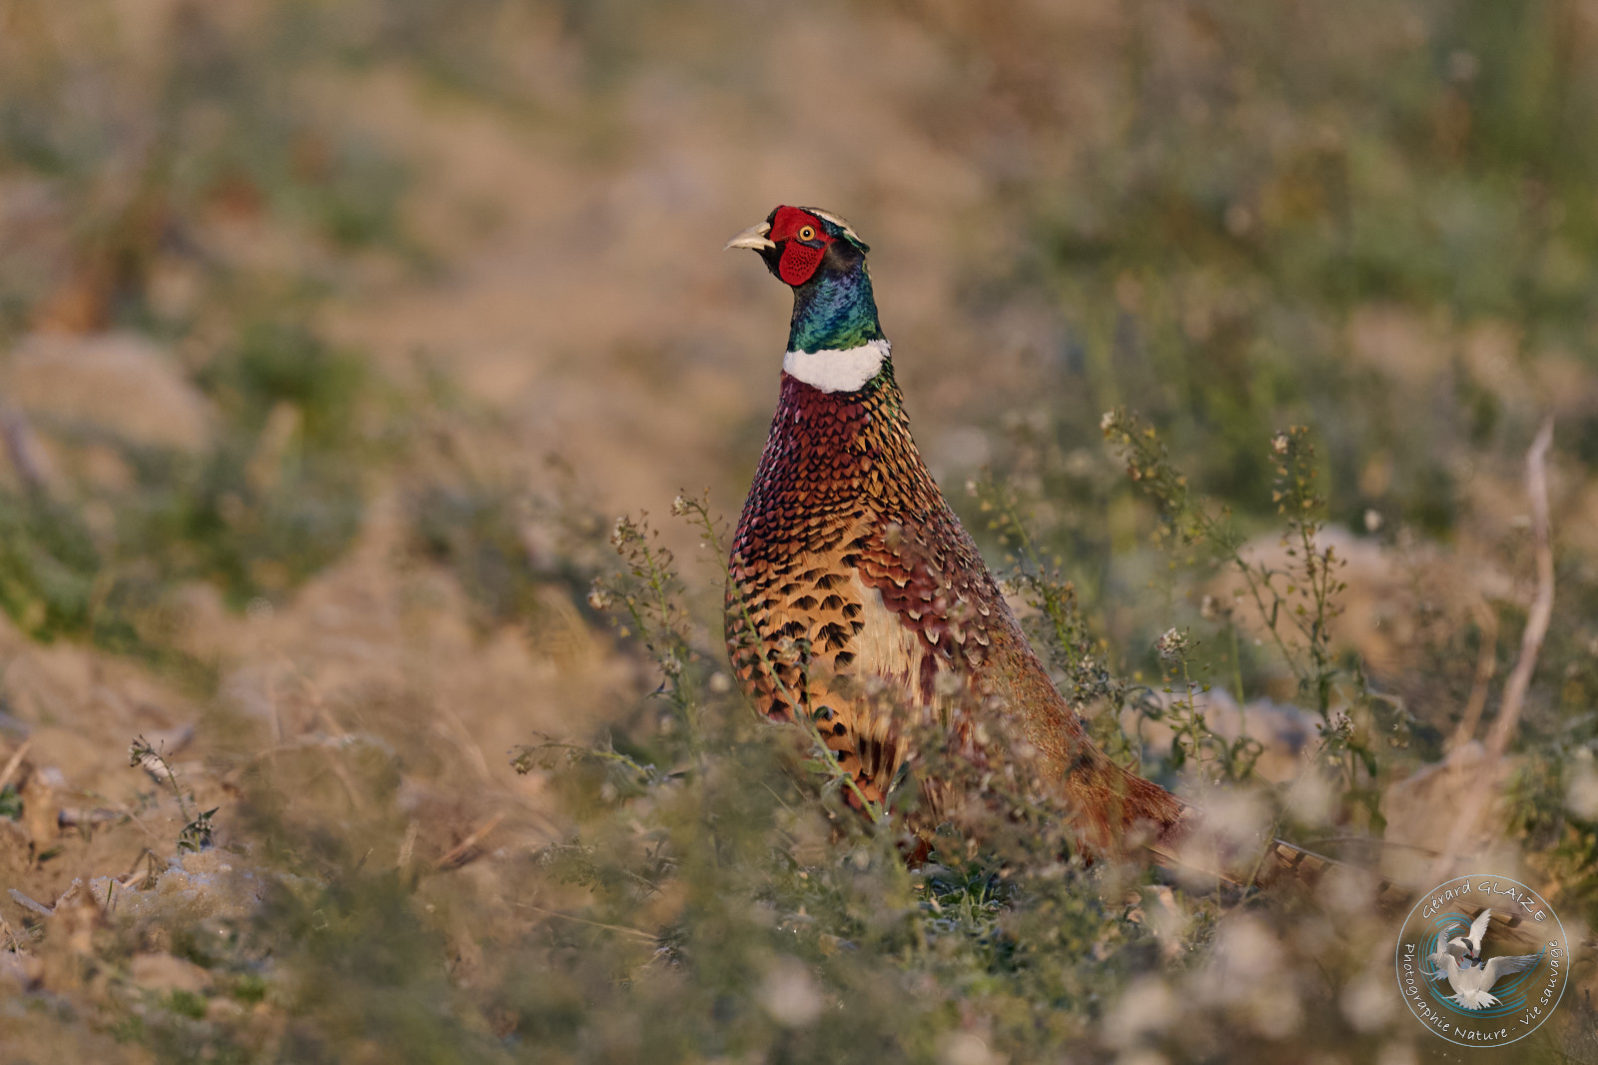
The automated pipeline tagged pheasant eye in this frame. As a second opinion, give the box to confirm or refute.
[797,225,816,241]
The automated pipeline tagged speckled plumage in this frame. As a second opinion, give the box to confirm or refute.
[724,206,1181,856]
[722,205,1527,917]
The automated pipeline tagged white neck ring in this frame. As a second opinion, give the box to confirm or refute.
[782,338,890,393]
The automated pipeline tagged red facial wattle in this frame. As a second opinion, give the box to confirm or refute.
[768,205,833,286]
[779,241,825,285]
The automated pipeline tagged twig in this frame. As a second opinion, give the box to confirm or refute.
[434,811,506,870]
[1448,603,1500,750]
[1298,835,1448,855]
[1429,417,1555,881]
[514,901,656,942]
[397,819,418,871]
[7,889,52,918]
[1485,417,1556,756]
[103,798,167,845]
[434,701,499,786]
[0,403,53,494]
[56,807,121,828]
[0,740,31,792]
[117,847,157,886]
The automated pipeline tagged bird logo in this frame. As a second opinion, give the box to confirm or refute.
[1395,875,1568,1048]
[1425,908,1543,1010]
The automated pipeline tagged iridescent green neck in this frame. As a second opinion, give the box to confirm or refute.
[787,260,885,353]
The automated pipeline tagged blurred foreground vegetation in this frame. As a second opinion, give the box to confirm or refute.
[2,1,1597,1063]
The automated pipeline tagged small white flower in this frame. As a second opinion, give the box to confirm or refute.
[939,1031,1007,1065]
[760,957,823,1027]
[1155,627,1190,665]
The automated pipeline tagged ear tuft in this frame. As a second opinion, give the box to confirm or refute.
[804,207,869,254]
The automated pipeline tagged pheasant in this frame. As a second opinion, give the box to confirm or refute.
[721,206,1553,956]
[722,205,1183,860]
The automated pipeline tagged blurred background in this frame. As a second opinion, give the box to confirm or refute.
[2,1,1597,1061]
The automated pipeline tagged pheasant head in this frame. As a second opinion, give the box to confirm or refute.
[726,206,886,381]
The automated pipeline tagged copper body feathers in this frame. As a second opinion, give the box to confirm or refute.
[725,361,1181,855]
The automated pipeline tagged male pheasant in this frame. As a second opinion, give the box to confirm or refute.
[721,206,1552,956]
[722,205,1183,860]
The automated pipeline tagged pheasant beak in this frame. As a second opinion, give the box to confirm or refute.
[724,220,776,252]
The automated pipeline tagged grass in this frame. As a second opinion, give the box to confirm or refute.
[2,0,1597,1062]
[0,315,371,669]
[41,419,1581,1061]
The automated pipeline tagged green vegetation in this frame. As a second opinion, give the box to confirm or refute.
[1,1,1595,1063]
[0,316,370,666]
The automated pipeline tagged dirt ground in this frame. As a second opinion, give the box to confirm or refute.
[3,1,1597,1060]
[0,0,1059,1027]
